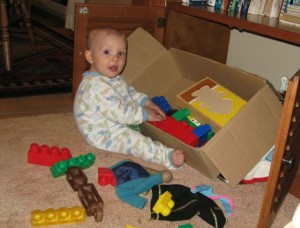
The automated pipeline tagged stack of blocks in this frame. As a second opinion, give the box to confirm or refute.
[151,96,214,147]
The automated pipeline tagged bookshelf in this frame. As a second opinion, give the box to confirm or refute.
[166,3,300,46]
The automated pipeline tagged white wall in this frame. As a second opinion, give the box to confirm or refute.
[226,29,300,91]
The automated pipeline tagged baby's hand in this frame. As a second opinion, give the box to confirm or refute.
[146,107,165,122]
[145,100,166,120]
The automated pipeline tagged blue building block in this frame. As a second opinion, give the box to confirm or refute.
[151,96,172,113]
[192,124,212,146]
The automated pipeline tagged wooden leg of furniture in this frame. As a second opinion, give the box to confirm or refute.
[19,0,36,53]
[0,0,36,71]
[0,0,11,71]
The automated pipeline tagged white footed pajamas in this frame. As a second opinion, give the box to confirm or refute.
[74,71,176,169]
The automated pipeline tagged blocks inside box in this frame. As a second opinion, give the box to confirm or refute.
[122,27,282,187]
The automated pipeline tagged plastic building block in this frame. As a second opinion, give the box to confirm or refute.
[152,191,175,216]
[178,224,193,228]
[124,226,136,228]
[31,206,86,226]
[172,109,203,128]
[50,153,95,178]
[98,167,117,186]
[66,167,88,191]
[78,183,104,222]
[28,143,71,167]
[186,115,202,128]
[148,116,199,147]
[151,96,172,113]
[192,124,212,146]
[171,108,190,122]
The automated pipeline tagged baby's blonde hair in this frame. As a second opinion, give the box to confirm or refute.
[86,27,127,50]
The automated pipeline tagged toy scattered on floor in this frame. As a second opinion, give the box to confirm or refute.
[50,152,95,178]
[28,143,71,167]
[78,183,104,222]
[152,191,175,216]
[66,166,88,191]
[191,184,234,217]
[105,160,173,209]
[178,224,193,228]
[124,225,136,228]
[31,206,86,226]
[98,167,117,186]
[149,184,227,227]
[65,167,104,222]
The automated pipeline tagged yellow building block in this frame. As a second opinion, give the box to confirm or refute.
[152,191,175,216]
[31,206,86,226]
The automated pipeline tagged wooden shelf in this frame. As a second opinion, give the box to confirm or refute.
[168,3,300,46]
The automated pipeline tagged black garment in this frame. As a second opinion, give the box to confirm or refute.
[151,184,227,228]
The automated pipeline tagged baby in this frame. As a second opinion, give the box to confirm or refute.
[74,27,184,169]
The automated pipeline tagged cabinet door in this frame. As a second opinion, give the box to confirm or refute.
[257,74,300,227]
[164,9,230,64]
[72,3,166,96]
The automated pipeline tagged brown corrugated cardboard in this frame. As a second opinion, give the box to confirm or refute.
[122,27,282,187]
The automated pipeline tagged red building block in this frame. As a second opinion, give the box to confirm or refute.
[28,143,71,167]
[148,116,199,147]
[98,167,117,186]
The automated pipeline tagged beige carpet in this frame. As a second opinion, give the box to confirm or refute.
[0,112,299,228]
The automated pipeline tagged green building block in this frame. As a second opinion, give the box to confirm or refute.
[178,224,193,228]
[171,108,190,122]
[50,153,95,178]
[207,130,215,140]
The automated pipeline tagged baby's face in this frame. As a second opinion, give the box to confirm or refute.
[87,32,127,78]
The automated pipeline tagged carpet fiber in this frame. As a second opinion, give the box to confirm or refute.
[0,113,299,227]
[0,26,73,98]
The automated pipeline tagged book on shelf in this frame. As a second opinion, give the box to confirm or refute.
[221,0,229,9]
[248,0,267,14]
[247,0,260,14]
[215,0,224,8]
[228,0,238,11]
[241,0,251,13]
[263,0,285,17]
[235,0,245,12]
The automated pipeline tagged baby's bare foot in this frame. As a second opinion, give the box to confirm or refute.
[171,149,184,167]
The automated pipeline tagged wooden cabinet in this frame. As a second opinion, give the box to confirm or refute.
[164,9,230,63]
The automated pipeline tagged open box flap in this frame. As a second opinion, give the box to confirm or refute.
[202,85,282,187]
[123,27,167,83]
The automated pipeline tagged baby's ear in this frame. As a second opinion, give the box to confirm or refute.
[85,50,93,64]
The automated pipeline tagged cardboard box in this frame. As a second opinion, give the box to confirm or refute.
[176,77,247,131]
[122,27,282,187]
